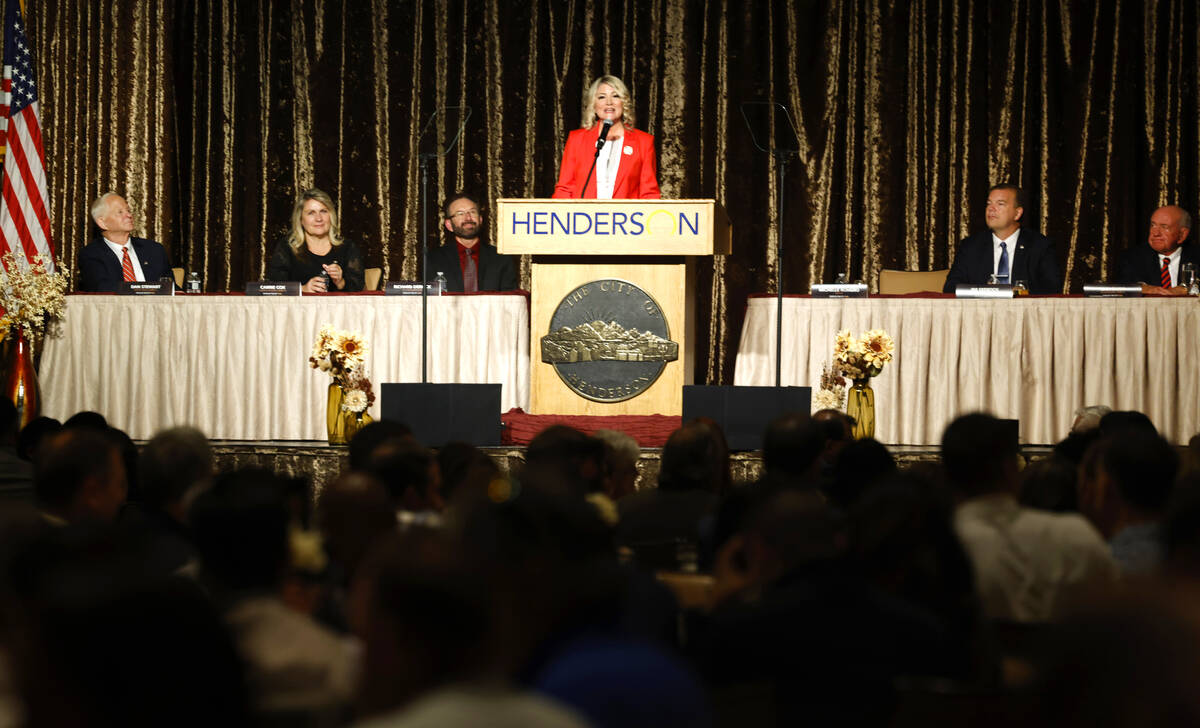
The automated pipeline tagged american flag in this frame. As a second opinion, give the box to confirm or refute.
[0,0,53,269]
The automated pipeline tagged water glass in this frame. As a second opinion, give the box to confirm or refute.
[1181,263,1197,294]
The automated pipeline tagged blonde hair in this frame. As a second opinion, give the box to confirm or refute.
[287,188,344,255]
[581,75,635,130]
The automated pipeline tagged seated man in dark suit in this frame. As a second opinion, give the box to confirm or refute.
[78,192,172,292]
[943,184,1062,294]
[1116,205,1197,296]
[426,192,518,292]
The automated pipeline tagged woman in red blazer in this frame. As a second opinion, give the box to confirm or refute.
[552,75,661,199]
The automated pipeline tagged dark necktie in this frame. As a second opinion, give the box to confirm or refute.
[463,251,478,293]
[1161,256,1171,288]
[996,241,1009,284]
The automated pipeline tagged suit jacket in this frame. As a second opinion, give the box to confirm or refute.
[78,236,172,292]
[552,126,661,199]
[942,228,1062,294]
[1115,242,1200,286]
[425,240,519,292]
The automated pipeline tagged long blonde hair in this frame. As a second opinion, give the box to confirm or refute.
[581,75,635,130]
[287,188,344,255]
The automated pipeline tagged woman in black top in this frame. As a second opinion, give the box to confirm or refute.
[266,188,365,292]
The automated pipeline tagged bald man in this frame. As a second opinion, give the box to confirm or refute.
[1116,205,1198,296]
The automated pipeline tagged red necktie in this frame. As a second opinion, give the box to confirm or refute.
[121,246,136,282]
[463,250,478,293]
[1161,256,1171,288]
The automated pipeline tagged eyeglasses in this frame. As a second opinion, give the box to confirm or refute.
[448,208,479,221]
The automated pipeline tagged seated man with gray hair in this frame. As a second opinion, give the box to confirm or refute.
[78,192,172,292]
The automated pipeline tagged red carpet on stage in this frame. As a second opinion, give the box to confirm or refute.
[501,409,681,447]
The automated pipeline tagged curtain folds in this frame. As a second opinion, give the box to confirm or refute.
[25,0,1200,384]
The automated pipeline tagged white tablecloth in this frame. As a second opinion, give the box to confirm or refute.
[733,296,1200,445]
[40,293,530,440]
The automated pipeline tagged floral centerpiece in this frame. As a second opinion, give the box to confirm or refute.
[310,324,375,443]
[0,253,68,345]
[0,253,68,428]
[812,362,847,412]
[828,328,894,439]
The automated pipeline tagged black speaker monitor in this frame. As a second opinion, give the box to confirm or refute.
[380,383,501,447]
[682,385,812,451]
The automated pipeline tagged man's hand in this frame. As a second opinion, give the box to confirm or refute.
[1140,283,1188,296]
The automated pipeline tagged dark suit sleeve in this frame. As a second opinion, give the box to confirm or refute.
[140,239,172,283]
[942,238,971,293]
[495,253,519,291]
[1115,247,1147,284]
[78,243,118,293]
[1030,238,1063,294]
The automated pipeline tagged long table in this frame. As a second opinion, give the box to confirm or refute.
[733,295,1200,445]
[40,292,530,441]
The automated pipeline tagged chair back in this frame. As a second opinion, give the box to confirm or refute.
[172,267,185,289]
[364,267,382,291]
[878,269,949,295]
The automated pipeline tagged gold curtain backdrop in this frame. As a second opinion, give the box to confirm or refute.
[23,0,1200,384]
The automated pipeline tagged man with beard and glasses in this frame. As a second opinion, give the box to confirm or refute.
[425,192,519,292]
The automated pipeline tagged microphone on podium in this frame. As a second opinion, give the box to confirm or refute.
[581,118,615,198]
[595,117,614,149]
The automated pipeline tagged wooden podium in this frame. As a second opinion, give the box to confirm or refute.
[496,199,730,416]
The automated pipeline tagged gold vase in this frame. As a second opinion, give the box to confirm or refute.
[846,378,875,439]
[342,408,373,441]
[326,383,348,445]
[2,330,39,430]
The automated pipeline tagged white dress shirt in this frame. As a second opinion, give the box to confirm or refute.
[992,230,1020,281]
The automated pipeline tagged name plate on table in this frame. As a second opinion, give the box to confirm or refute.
[955,284,1013,299]
[811,283,868,298]
[118,280,173,296]
[384,281,428,296]
[246,281,301,296]
[1083,283,1142,298]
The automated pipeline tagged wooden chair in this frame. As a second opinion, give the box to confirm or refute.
[364,267,382,291]
[878,269,949,295]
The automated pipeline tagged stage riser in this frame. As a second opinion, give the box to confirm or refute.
[210,443,1031,497]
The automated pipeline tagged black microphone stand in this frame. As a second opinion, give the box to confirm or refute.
[740,102,800,388]
[579,120,613,198]
[416,107,472,383]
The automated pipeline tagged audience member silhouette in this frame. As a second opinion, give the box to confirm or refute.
[0,397,33,502]
[33,428,127,525]
[190,468,357,717]
[943,413,1116,621]
[761,412,826,488]
[1078,433,1178,574]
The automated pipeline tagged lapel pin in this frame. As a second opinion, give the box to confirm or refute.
[623,146,633,156]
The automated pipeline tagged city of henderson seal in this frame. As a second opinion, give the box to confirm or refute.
[540,279,678,403]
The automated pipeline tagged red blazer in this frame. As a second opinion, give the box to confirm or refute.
[552,126,661,199]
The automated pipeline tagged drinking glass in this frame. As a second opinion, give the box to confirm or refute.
[1181,263,1197,294]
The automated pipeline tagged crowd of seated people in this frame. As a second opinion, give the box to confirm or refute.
[3,401,1200,726]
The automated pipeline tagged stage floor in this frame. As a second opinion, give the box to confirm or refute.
[209,441,1055,496]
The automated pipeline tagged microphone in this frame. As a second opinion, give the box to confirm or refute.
[595,118,614,150]
[580,118,615,198]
